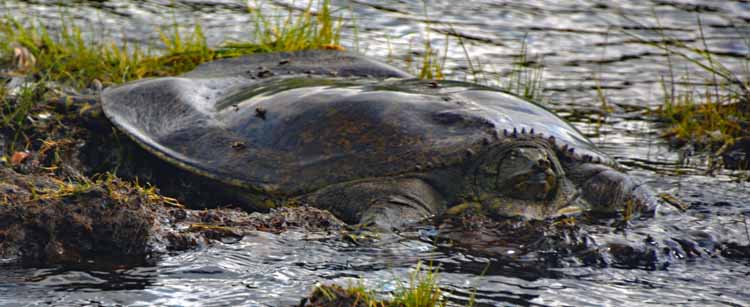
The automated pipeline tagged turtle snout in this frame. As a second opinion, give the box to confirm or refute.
[512,165,556,201]
[497,147,558,201]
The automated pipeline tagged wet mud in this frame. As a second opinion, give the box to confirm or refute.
[0,164,344,266]
[0,82,344,266]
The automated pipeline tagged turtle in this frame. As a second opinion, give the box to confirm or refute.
[100,50,657,230]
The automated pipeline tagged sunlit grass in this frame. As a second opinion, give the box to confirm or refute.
[0,0,344,159]
[244,0,343,53]
[622,15,750,151]
[658,79,748,148]
[0,0,343,89]
[22,172,180,207]
[390,262,445,307]
[308,262,451,307]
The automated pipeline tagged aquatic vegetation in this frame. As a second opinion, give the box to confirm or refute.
[501,37,545,102]
[245,0,343,53]
[305,262,447,307]
[624,16,750,155]
[390,262,444,307]
[658,82,749,148]
[415,37,447,81]
[0,0,343,88]
[448,30,545,102]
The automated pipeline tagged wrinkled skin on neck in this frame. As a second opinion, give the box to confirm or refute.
[466,138,656,220]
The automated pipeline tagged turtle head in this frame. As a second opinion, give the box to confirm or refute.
[467,136,659,220]
[496,146,557,201]
[469,139,570,219]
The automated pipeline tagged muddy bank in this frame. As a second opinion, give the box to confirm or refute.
[0,167,343,265]
[0,73,347,265]
[0,165,344,266]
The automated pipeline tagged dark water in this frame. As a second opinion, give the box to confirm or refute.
[2,1,749,306]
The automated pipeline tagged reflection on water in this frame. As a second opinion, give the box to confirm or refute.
[1,0,749,306]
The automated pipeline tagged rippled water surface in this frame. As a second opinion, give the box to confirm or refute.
[2,1,749,306]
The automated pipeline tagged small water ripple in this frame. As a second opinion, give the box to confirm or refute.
[2,0,749,306]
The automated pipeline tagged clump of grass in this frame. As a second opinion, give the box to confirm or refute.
[396,2,448,81]
[658,79,748,148]
[416,37,448,81]
[501,37,545,102]
[0,0,343,89]
[1,18,148,87]
[1,82,42,131]
[444,28,545,101]
[0,81,46,154]
[239,0,343,53]
[306,262,447,307]
[623,15,750,151]
[400,36,448,81]
[390,262,444,307]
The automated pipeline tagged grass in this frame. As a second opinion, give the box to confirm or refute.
[658,80,748,148]
[0,0,344,160]
[501,37,545,102]
[0,81,46,154]
[245,0,343,53]
[622,15,750,153]
[25,171,181,208]
[399,36,448,81]
[452,30,545,102]
[309,262,450,307]
[0,0,343,89]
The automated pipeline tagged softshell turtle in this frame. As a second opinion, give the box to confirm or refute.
[101,50,656,230]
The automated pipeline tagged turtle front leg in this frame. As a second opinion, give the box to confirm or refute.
[567,163,658,216]
[300,178,446,231]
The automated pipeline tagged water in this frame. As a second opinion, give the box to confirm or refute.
[1,0,749,306]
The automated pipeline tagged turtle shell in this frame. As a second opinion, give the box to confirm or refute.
[101,50,612,196]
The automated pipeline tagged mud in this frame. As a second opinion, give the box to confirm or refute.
[432,203,750,271]
[0,77,344,265]
[0,165,344,266]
